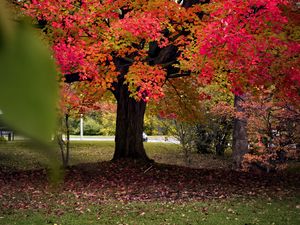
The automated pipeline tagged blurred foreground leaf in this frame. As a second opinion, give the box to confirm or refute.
[0,0,57,144]
[0,0,61,181]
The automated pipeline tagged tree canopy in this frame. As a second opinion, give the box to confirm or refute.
[22,0,299,102]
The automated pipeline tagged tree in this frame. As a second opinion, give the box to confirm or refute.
[56,81,106,167]
[155,76,234,156]
[22,0,299,162]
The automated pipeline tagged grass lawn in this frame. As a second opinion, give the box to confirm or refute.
[0,141,231,170]
[0,141,299,224]
[1,197,299,225]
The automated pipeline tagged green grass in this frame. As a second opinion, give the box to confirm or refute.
[1,197,299,225]
[0,140,231,170]
[0,141,116,170]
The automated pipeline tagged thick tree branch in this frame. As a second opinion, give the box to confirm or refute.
[64,72,92,83]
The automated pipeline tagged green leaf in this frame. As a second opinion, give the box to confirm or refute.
[0,12,58,144]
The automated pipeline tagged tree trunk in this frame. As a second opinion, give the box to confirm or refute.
[65,113,70,166]
[57,113,70,168]
[112,84,151,161]
[232,95,249,169]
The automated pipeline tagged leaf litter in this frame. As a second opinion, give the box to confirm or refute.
[0,159,299,215]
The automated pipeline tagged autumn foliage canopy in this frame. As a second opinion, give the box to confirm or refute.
[22,0,299,103]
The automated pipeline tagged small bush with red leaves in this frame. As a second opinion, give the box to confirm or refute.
[240,91,300,172]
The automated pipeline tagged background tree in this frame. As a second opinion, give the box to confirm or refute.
[184,0,300,167]
[155,76,234,156]
[56,81,106,167]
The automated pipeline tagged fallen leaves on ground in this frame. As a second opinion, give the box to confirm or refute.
[0,160,299,215]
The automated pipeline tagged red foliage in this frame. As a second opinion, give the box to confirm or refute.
[20,0,299,107]
[193,0,299,100]
[238,90,300,172]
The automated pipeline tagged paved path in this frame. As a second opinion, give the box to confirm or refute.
[69,136,180,144]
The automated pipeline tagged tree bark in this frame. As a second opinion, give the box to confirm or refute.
[232,95,249,169]
[112,83,150,161]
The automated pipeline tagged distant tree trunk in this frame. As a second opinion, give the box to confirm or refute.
[215,134,227,156]
[232,95,249,169]
[57,113,70,168]
[112,83,151,161]
[64,114,70,165]
[194,124,213,154]
[215,118,233,156]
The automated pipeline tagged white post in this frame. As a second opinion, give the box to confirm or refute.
[80,114,83,140]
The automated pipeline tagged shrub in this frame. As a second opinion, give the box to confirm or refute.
[240,92,300,172]
[84,117,101,135]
